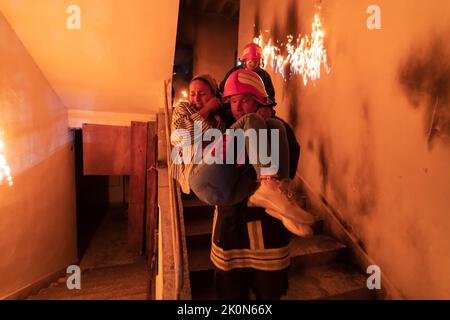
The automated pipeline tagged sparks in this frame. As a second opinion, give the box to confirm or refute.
[0,131,13,187]
[253,14,331,85]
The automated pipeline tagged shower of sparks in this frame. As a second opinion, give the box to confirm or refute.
[253,14,331,85]
[0,131,13,187]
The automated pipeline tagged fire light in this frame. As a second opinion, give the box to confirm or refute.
[0,131,13,187]
[253,14,331,85]
[174,89,189,106]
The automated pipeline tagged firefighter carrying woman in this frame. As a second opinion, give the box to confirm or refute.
[170,43,318,299]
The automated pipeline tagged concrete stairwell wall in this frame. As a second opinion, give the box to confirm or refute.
[238,0,450,299]
[192,15,238,86]
[0,12,77,299]
[0,0,181,299]
[173,5,238,102]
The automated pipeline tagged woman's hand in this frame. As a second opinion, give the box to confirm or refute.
[205,97,220,113]
[257,106,274,120]
[197,97,220,120]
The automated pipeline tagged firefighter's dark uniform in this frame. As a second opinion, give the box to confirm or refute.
[211,119,300,300]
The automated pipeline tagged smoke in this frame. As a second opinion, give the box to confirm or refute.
[399,34,450,148]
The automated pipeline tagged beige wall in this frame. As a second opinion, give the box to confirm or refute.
[0,0,180,126]
[193,15,238,84]
[239,0,450,299]
[173,10,238,100]
[0,12,77,298]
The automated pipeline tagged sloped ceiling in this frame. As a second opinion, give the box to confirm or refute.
[0,0,180,125]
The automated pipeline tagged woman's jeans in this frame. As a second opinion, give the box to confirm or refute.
[189,113,290,205]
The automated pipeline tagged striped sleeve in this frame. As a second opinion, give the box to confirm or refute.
[170,102,212,147]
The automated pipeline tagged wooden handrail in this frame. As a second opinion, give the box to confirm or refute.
[154,80,191,299]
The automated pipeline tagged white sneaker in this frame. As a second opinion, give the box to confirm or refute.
[248,179,317,225]
[282,218,313,237]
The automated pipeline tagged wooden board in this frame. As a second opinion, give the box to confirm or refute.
[82,124,130,175]
[146,121,158,300]
[128,122,148,254]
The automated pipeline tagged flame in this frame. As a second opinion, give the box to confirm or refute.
[174,89,189,106]
[0,131,13,187]
[253,14,331,85]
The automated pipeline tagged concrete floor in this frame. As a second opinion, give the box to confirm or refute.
[80,204,142,270]
[28,204,149,300]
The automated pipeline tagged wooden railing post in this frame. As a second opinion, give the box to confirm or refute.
[146,121,158,299]
[128,121,148,255]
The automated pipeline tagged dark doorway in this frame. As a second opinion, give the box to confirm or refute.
[73,129,136,269]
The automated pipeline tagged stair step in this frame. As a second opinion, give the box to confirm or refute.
[189,270,216,300]
[188,242,213,273]
[189,263,373,301]
[182,197,212,208]
[182,190,324,230]
[110,292,148,300]
[184,209,214,238]
[290,235,346,267]
[28,262,148,300]
[187,235,345,273]
[32,285,148,300]
[283,263,375,300]
[71,261,147,285]
[184,209,324,240]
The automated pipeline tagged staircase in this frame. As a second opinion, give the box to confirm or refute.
[183,192,376,300]
[26,191,375,300]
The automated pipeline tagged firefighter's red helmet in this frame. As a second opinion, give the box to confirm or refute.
[241,43,262,61]
[222,69,268,105]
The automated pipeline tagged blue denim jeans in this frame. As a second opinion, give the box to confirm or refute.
[189,113,290,205]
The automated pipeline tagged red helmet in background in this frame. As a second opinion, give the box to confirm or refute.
[222,69,269,105]
[240,43,262,61]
